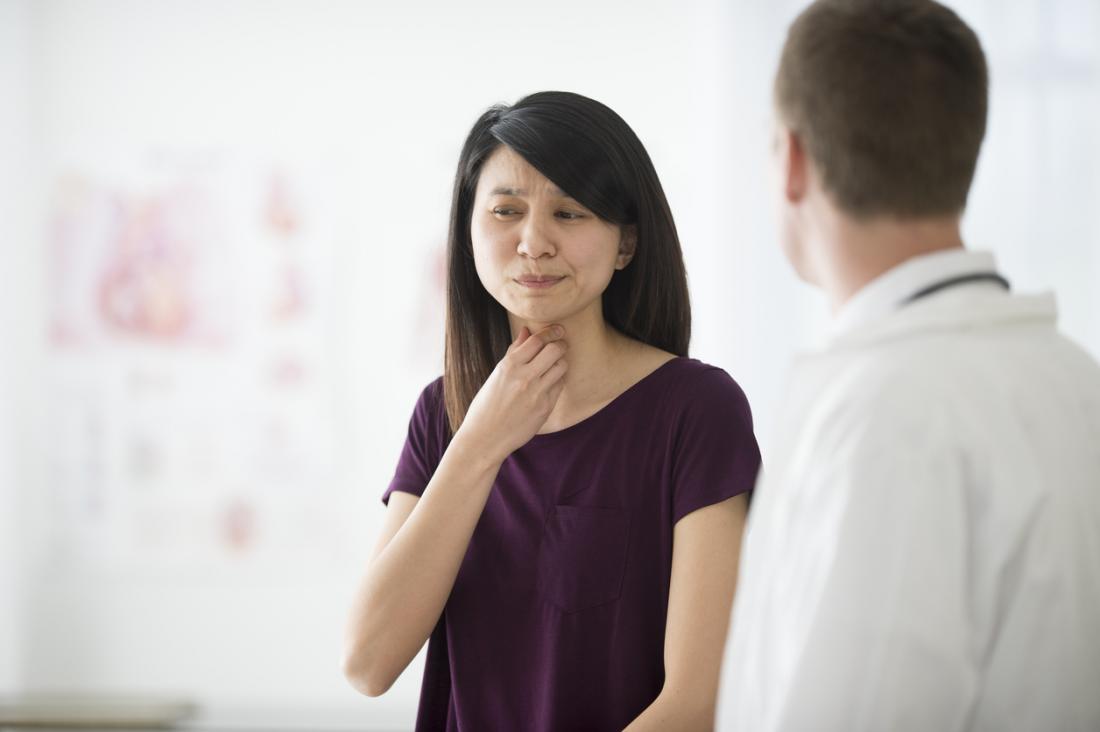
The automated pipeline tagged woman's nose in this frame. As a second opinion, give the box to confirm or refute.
[516,218,556,259]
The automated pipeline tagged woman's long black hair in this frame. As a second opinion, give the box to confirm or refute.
[443,91,691,433]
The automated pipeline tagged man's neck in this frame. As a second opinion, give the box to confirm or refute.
[812,205,966,312]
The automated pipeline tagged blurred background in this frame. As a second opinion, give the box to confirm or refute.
[0,0,1097,729]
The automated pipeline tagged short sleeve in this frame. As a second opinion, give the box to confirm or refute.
[670,367,761,524]
[382,377,450,505]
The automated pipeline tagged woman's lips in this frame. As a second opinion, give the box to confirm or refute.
[514,275,565,289]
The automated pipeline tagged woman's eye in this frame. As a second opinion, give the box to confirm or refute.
[556,211,584,220]
[492,207,519,216]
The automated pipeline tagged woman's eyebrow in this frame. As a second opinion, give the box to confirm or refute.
[489,185,570,197]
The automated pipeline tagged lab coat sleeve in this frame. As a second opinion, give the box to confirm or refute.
[771,423,976,732]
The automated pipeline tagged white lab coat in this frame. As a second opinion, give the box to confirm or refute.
[718,250,1100,732]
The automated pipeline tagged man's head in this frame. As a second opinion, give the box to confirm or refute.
[773,0,988,282]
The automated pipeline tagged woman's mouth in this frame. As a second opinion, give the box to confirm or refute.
[514,275,566,289]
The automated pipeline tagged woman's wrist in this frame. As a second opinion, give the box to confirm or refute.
[447,427,507,475]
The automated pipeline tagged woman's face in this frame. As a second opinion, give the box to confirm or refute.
[470,146,634,329]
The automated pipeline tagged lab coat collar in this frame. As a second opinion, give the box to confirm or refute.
[824,248,1058,350]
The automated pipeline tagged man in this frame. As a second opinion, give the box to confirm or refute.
[717,1,1100,730]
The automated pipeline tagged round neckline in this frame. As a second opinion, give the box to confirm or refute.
[526,356,688,442]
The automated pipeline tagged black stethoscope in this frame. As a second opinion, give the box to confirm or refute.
[901,272,1011,306]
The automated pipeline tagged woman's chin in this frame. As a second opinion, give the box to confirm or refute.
[504,301,568,325]
[509,313,559,330]
[501,295,599,331]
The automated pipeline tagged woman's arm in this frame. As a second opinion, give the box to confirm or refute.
[623,494,748,731]
[342,325,569,697]
[342,435,504,696]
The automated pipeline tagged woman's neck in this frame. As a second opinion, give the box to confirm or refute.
[509,305,633,429]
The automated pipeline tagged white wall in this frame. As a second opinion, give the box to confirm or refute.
[0,0,36,695]
[955,0,1100,355]
[8,0,1100,729]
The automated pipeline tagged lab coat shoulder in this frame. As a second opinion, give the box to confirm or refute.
[781,335,963,472]
[798,290,1076,462]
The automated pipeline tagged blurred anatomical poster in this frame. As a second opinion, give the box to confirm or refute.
[45,150,352,577]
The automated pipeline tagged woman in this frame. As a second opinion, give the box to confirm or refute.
[343,91,760,731]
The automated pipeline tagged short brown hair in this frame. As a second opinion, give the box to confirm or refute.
[776,0,988,218]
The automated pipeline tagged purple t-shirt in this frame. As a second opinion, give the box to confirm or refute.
[382,357,760,731]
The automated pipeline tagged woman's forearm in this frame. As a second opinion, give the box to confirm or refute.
[343,434,502,695]
[622,690,714,732]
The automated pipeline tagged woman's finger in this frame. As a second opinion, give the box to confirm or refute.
[507,326,531,354]
[539,357,568,386]
[512,325,565,364]
[529,339,567,377]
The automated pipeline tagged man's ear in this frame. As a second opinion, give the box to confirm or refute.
[782,126,809,204]
[616,225,637,270]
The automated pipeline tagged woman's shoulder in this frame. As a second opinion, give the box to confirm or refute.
[406,376,448,431]
[647,356,753,421]
[418,375,445,404]
[616,335,748,402]
[641,351,741,388]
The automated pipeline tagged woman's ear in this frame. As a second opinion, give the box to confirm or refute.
[616,226,638,270]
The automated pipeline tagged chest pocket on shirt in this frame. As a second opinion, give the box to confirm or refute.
[536,505,630,613]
